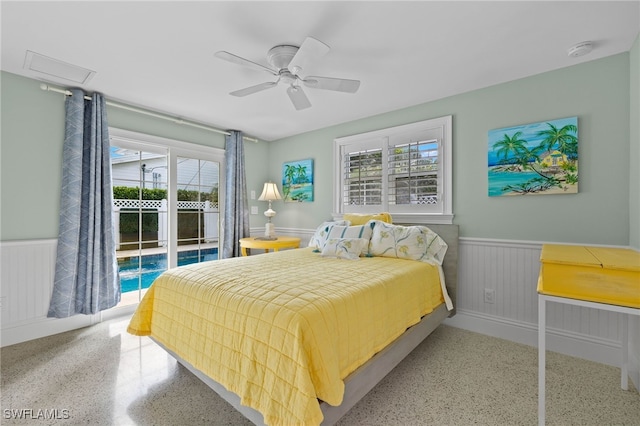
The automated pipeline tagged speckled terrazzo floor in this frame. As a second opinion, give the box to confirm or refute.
[1,318,638,425]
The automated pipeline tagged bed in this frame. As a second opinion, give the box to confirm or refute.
[128,220,458,426]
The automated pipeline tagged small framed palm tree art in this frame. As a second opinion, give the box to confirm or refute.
[488,117,578,197]
[282,159,314,202]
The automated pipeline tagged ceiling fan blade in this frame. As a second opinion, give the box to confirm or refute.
[288,37,330,76]
[303,76,360,93]
[286,86,311,110]
[214,51,277,76]
[230,82,277,97]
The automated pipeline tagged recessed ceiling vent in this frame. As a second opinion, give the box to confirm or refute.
[23,50,96,84]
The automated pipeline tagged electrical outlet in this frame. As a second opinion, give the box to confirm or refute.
[251,206,258,215]
[484,288,495,304]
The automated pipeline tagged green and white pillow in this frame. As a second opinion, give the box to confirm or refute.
[369,220,448,264]
[308,220,350,251]
[321,238,368,260]
[325,222,375,256]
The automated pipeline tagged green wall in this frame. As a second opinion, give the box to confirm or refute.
[270,53,632,245]
[0,71,269,241]
[1,72,65,240]
[629,35,640,250]
[1,51,634,245]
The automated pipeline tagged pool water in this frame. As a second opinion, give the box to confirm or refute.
[118,248,218,293]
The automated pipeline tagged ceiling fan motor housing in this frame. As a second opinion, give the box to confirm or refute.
[267,45,299,70]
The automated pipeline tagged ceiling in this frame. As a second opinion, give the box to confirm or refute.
[2,1,639,142]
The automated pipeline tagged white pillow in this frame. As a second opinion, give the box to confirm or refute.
[321,238,368,260]
[369,221,448,264]
[325,222,375,255]
[308,220,350,251]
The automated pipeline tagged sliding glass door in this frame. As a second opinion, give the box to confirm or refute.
[111,144,168,305]
[176,157,219,260]
[110,132,223,306]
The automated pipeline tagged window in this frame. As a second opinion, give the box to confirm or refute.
[334,116,452,224]
[109,128,225,306]
[343,148,383,206]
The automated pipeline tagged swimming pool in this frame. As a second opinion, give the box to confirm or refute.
[118,248,218,293]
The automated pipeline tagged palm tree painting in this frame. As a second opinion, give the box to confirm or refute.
[282,159,314,202]
[488,117,578,196]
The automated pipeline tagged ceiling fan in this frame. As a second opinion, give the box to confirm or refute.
[214,37,360,110]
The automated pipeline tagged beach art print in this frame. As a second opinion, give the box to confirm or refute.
[282,159,314,202]
[488,117,578,197]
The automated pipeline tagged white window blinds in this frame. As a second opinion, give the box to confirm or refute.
[387,139,439,206]
[343,148,383,206]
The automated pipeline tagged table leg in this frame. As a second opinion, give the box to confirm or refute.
[621,313,629,390]
[538,295,546,426]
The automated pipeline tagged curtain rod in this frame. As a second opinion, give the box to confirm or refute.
[39,83,259,143]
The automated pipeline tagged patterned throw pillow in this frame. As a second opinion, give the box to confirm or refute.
[325,222,375,256]
[369,220,448,264]
[308,220,350,251]
[321,238,369,260]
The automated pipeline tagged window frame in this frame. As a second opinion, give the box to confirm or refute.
[333,115,453,224]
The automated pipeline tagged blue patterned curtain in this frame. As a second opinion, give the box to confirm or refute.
[48,89,120,318]
[221,130,250,258]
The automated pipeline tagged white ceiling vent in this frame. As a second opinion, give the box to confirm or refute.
[23,51,96,84]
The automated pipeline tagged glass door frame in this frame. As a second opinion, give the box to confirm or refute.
[169,145,225,269]
[109,127,225,302]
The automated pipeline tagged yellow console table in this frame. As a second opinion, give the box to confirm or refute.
[239,236,301,256]
[537,244,640,425]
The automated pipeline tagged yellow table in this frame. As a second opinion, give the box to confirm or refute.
[537,244,640,425]
[239,236,301,256]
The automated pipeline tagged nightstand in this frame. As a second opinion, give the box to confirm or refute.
[239,236,301,256]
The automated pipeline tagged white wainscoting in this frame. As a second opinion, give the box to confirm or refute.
[0,239,101,347]
[445,238,630,369]
[2,234,637,389]
[250,227,314,246]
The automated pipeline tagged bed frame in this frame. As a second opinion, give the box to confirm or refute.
[152,223,459,426]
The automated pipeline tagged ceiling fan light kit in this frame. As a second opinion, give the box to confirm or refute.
[215,36,360,110]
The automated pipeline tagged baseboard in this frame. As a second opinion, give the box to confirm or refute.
[1,315,97,347]
[444,309,622,367]
[0,302,137,347]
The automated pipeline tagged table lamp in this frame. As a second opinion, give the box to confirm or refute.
[257,182,282,240]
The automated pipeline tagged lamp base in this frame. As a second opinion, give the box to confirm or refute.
[262,221,276,239]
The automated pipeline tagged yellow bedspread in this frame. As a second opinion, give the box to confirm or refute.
[128,247,444,426]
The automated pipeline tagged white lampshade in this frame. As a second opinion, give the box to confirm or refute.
[258,182,282,201]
